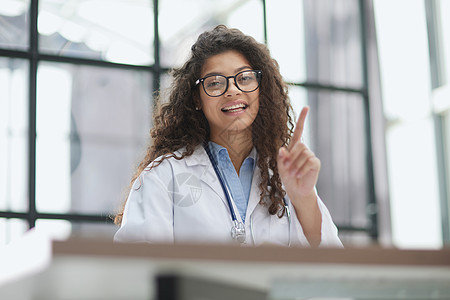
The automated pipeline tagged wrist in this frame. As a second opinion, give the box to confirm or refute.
[290,190,317,206]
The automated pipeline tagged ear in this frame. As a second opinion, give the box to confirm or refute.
[193,92,202,110]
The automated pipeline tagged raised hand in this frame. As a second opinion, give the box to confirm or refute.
[277,106,322,245]
[277,106,320,203]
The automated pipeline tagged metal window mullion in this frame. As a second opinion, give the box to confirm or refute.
[262,0,267,45]
[425,0,450,245]
[359,0,378,240]
[287,81,365,94]
[335,224,372,232]
[425,0,445,89]
[0,211,112,223]
[433,114,450,244]
[38,53,158,71]
[33,212,111,223]
[28,0,39,229]
[153,0,161,94]
[0,49,30,59]
[0,51,161,73]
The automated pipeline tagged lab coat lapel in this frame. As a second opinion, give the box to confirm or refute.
[184,146,227,205]
[245,163,263,222]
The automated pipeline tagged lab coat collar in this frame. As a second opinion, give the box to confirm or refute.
[182,145,210,167]
[182,145,228,206]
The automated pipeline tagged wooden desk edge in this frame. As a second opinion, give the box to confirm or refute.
[52,238,450,266]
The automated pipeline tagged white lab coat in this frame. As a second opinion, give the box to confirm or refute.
[114,145,343,247]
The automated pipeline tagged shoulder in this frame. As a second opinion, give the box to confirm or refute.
[144,144,209,173]
[133,145,210,190]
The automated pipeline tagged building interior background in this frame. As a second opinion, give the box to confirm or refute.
[1,0,450,250]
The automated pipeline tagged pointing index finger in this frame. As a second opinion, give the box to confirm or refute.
[289,106,309,151]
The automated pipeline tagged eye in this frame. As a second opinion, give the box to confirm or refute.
[237,72,256,84]
[206,80,224,88]
[205,76,226,89]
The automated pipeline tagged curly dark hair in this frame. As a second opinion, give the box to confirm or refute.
[114,25,294,225]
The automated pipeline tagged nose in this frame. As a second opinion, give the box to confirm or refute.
[225,77,240,96]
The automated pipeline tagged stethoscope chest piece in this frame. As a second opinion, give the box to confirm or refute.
[231,220,246,244]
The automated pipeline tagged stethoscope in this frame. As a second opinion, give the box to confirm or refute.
[203,143,291,246]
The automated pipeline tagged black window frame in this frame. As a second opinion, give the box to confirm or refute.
[0,0,379,242]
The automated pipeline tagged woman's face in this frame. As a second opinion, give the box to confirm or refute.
[197,50,260,144]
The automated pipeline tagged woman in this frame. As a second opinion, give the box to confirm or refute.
[114,25,342,247]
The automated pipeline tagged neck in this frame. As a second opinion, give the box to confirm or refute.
[211,128,253,175]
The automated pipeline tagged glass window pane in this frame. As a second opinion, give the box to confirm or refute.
[35,219,117,241]
[374,0,442,249]
[266,0,307,83]
[36,62,152,215]
[386,118,441,249]
[38,0,154,65]
[303,0,363,87]
[159,0,264,68]
[374,0,432,121]
[35,219,72,241]
[338,231,373,247]
[439,0,450,85]
[287,86,310,142]
[0,218,28,246]
[0,58,28,212]
[71,222,117,240]
[445,111,450,222]
[0,0,30,50]
[307,89,369,230]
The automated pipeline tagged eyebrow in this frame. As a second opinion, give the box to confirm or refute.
[203,65,252,78]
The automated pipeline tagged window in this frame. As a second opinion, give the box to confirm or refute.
[1,0,384,246]
[374,0,450,248]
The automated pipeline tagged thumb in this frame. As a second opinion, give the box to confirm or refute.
[278,146,287,159]
[277,147,289,173]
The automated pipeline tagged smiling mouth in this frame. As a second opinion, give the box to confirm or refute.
[221,103,248,113]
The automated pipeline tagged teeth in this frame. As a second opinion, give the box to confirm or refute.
[222,104,247,112]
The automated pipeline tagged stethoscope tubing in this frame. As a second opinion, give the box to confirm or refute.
[203,143,291,246]
[203,143,239,222]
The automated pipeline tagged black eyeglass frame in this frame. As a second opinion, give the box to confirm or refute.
[195,70,262,97]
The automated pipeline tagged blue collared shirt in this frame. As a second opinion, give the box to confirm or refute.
[208,141,256,223]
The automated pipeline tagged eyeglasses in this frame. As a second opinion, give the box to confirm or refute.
[195,70,262,97]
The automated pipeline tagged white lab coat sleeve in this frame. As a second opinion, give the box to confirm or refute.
[316,195,344,247]
[114,160,174,244]
[289,194,344,248]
